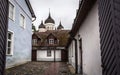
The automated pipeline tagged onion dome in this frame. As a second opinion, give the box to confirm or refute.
[57,21,64,30]
[45,13,55,24]
[39,20,45,28]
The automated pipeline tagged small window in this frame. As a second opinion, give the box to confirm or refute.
[6,31,14,55]
[20,14,25,28]
[47,50,51,57]
[49,39,54,44]
[32,39,37,45]
[9,2,15,20]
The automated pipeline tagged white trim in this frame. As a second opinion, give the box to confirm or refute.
[6,30,14,56]
[20,14,26,29]
[8,1,16,21]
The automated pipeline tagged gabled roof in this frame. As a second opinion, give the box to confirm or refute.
[25,0,36,18]
[46,33,57,39]
[70,0,96,37]
[33,30,70,46]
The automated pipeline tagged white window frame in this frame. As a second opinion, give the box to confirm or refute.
[8,2,15,21]
[20,14,26,28]
[6,30,14,56]
[49,39,54,44]
[32,39,37,45]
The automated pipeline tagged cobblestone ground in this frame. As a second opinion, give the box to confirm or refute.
[5,62,75,75]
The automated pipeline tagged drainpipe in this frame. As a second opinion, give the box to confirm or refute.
[74,38,78,74]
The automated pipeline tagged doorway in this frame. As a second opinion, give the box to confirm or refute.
[79,39,83,74]
[32,50,37,61]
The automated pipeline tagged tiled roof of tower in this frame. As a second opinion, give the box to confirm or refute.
[39,21,45,28]
[57,22,64,30]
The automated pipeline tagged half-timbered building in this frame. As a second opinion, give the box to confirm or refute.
[32,13,69,62]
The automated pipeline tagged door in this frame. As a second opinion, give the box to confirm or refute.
[0,0,9,74]
[32,50,37,61]
[61,50,68,61]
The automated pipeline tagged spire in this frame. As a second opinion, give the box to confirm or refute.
[45,9,55,24]
[57,21,64,30]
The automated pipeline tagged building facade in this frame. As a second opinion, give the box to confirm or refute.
[32,14,69,62]
[6,0,36,68]
[67,0,102,75]
[67,0,120,75]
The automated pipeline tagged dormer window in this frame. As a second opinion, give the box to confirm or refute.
[49,39,54,44]
[32,39,37,45]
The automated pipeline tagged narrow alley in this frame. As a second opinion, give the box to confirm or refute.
[6,62,74,75]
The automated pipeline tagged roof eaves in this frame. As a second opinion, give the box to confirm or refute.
[25,0,36,18]
[71,0,96,37]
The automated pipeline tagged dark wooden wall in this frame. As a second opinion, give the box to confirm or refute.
[0,0,8,75]
[98,0,120,75]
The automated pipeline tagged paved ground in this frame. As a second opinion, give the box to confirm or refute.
[5,62,75,75]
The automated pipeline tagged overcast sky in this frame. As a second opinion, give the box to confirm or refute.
[29,0,79,30]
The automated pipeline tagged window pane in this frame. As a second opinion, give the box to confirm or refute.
[9,3,14,19]
[8,41,11,47]
[6,31,13,55]
[47,50,51,56]
[8,33,12,40]
[7,48,11,54]
[20,14,25,27]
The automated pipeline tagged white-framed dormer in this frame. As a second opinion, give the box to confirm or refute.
[8,1,15,21]
[6,30,14,56]
[49,39,54,44]
[20,14,26,29]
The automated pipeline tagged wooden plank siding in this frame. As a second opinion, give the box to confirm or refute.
[0,0,9,75]
[98,0,120,75]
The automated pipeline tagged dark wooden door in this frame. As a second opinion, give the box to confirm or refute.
[32,50,37,61]
[0,0,9,75]
[61,50,68,62]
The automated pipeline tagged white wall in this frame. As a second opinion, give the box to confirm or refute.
[75,3,102,75]
[37,50,61,61]
[68,41,76,69]
[45,23,55,30]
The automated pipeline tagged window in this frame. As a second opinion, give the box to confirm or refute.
[32,39,37,45]
[6,31,13,55]
[20,14,25,28]
[49,39,54,44]
[9,2,15,20]
[47,50,51,57]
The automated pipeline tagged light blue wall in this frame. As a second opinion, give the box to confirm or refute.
[6,0,32,68]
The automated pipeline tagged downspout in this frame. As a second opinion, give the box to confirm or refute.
[74,38,78,74]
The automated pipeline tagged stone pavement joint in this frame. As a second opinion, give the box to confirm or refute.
[5,62,76,75]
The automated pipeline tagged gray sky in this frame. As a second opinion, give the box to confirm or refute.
[30,0,79,30]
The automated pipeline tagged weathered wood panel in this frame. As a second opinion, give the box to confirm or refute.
[98,0,120,75]
[0,0,8,75]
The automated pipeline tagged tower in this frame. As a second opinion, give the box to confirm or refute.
[44,12,55,30]
[38,20,46,32]
[57,21,64,30]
